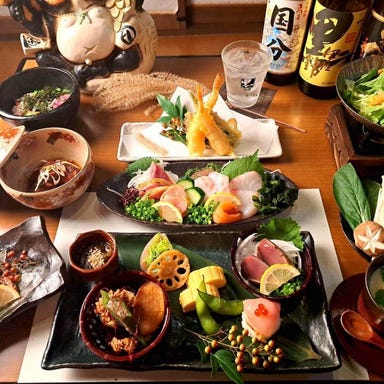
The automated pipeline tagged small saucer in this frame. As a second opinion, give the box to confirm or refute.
[330,273,384,376]
[0,125,25,168]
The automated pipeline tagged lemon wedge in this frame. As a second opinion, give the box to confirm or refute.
[259,264,301,295]
[0,284,20,310]
[152,201,183,223]
[204,192,241,208]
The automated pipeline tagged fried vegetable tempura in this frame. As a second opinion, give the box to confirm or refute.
[185,74,241,156]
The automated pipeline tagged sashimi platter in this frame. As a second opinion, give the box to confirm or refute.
[97,153,298,229]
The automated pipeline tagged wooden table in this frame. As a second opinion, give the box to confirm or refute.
[0,34,378,382]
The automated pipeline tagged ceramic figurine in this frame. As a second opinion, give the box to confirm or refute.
[1,0,158,87]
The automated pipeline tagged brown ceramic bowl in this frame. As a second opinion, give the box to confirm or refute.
[79,270,171,363]
[358,254,384,334]
[0,66,80,131]
[69,230,118,282]
[0,127,94,210]
[231,226,314,312]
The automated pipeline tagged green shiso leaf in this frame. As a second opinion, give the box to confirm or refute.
[220,152,264,179]
[126,157,159,178]
[256,217,304,250]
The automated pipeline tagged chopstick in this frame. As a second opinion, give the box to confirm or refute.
[226,102,307,133]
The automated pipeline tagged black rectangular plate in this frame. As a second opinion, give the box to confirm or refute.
[41,231,341,374]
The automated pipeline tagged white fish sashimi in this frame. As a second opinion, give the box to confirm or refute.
[229,171,262,219]
[231,189,257,219]
[229,171,262,192]
[194,171,230,199]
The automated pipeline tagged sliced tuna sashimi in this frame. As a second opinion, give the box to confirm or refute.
[241,255,269,283]
[242,298,281,341]
[147,162,175,183]
[128,162,177,188]
[257,238,292,266]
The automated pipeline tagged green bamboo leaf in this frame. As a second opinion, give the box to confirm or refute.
[213,349,243,384]
[276,322,321,362]
[157,115,172,124]
[156,94,178,116]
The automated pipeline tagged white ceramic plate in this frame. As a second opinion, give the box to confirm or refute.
[117,88,282,161]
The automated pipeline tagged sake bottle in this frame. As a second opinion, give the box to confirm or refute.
[298,0,371,99]
[356,0,384,57]
[262,0,314,85]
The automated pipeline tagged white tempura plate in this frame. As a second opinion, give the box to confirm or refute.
[117,87,282,161]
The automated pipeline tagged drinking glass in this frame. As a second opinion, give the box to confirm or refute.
[221,40,272,108]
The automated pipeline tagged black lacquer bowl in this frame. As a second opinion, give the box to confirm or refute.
[97,161,298,230]
[0,66,80,131]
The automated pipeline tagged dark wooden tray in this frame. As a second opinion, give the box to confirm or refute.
[325,103,384,182]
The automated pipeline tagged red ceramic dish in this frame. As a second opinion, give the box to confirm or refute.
[69,230,118,282]
[79,270,171,363]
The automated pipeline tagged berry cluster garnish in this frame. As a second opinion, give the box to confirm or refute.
[188,324,284,383]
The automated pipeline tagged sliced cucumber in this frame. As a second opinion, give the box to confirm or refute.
[177,177,194,190]
[186,187,205,205]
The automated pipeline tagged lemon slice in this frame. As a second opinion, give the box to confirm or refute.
[204,192,241,208]
[0,284,20,310]
[152,201,183,223]
[259,264,301,295]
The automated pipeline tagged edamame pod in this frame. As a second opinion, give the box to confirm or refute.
[196,280,219,335]
[198,289,243,316]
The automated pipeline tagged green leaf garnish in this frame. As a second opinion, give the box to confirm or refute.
[276,321,322,362]
[212,349,243,384]
[126,157,159,178]
[220,152,264,179]
[257,217,304,250]
[333,163,372,230]
[100,289,136,334]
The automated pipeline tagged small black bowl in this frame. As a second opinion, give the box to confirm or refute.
[231,227,314,313]
[336,55,384,137]
[0,66,80,131]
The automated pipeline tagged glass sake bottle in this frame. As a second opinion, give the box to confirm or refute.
[356,0,384,57]
[298,0,371,98]
[262,0,314,85]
